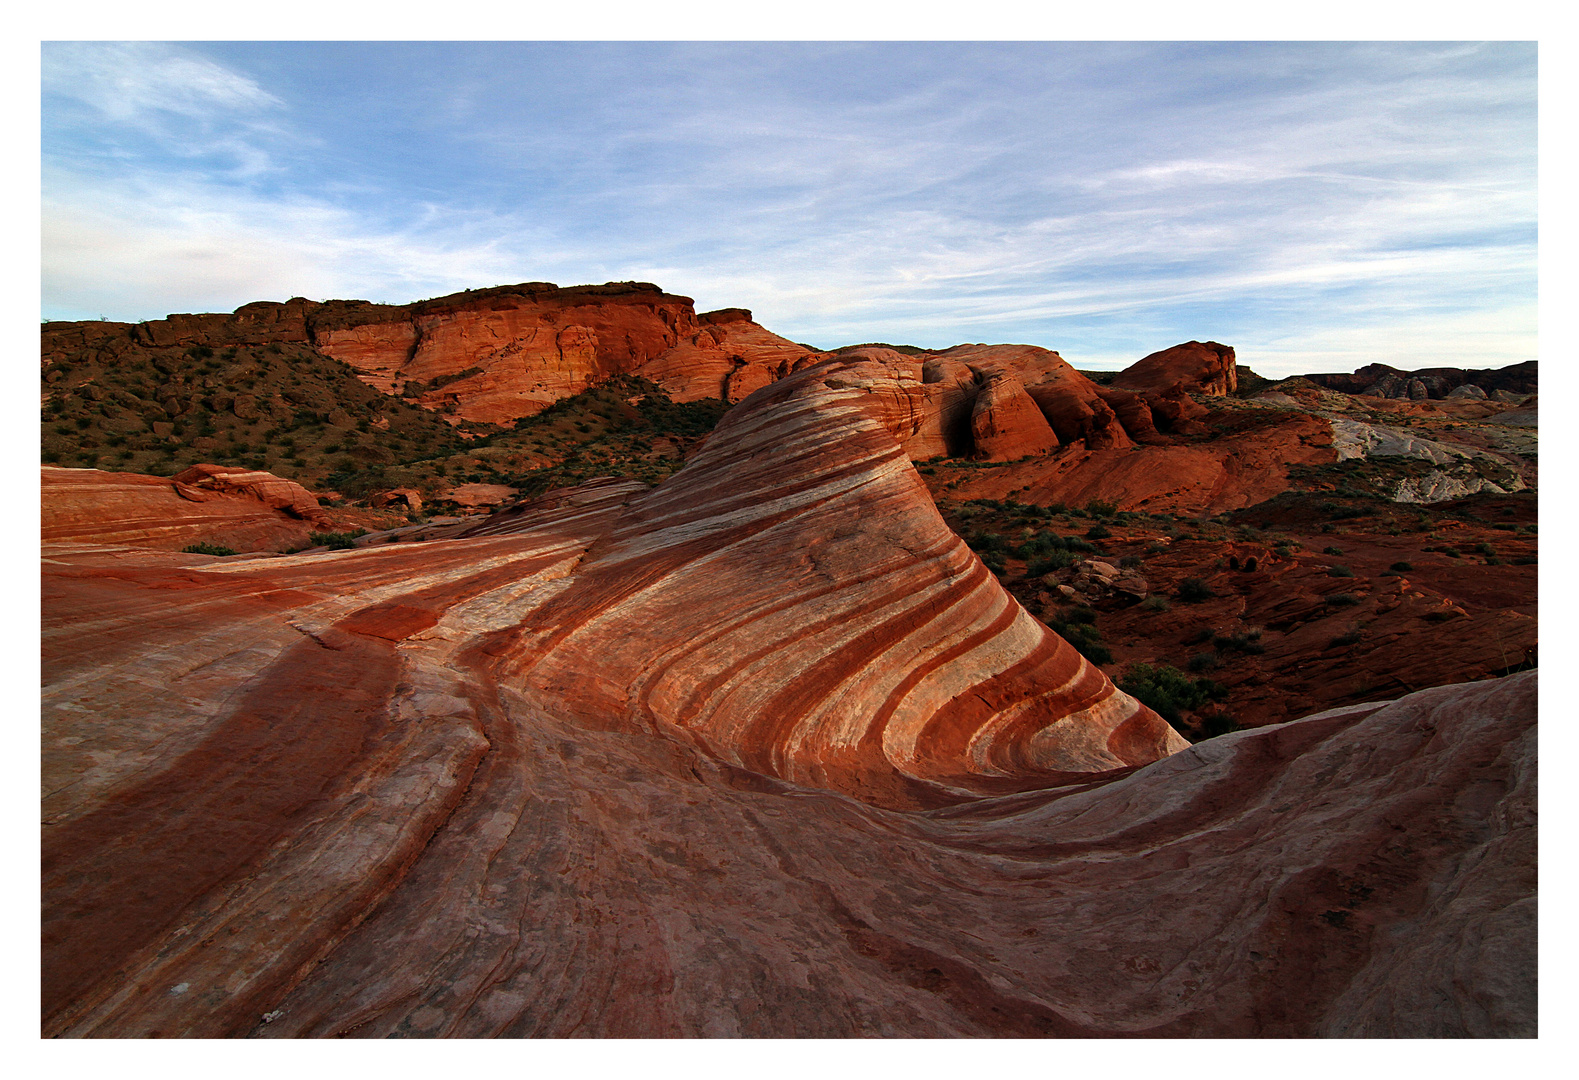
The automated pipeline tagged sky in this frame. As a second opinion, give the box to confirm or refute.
[40,40,1537,375]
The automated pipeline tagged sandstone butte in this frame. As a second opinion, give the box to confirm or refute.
[83,282,824,426]
[41,355,1534,1037]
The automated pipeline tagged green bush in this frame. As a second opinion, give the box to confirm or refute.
[1390,561,1413,572]
[182,542,237,556]
[1139,595,1170,612]
[1176,577,1215,603]
[1327,565,1355,577]
[1117,663,1226,723]
[1085,523,1112,540]
[309,529,367,551]
[1188,652,1219,672]
[1047,607,1110,664]
[1323,545,1344,556]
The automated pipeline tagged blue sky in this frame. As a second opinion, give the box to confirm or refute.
[41,41,1536,375]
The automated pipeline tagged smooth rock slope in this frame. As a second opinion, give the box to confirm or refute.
[40,357,1535,1038]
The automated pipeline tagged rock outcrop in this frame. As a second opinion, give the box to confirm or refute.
[42,464,329,552]
[1112,341,1238,397]
[1301,361,1537,401]
[40,348,1537,1036]
[65,283,825,427]
[41,449,1537,1040]
[968,368,1060,461]
[311,285,823,423]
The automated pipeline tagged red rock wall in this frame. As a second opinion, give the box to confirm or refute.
[311,286,823,423]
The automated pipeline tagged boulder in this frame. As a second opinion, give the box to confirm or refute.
[1112,341,1237,397]
[370,487,424,513]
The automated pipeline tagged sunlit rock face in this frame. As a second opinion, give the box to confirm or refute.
[309,283,823,424]
[39,355,1533,1039]
[1112,340,1239,398]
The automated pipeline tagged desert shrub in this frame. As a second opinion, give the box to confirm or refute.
[1441,548,1461,559]
[1027,550,1077,576]
[1176,577,1215,603]
[182,542,237,556]
[1085,499,1117,518]
[1047,618,1112,665]
[1188,652,1219,672]
[1139,595,1170,612]
[1085,523,1112,540]
[1390,561,1413,572]
[1327,593,1359,606]
[1117,663,1225,724]
[1474,542,1497,556]
[1213,628,1265,654]
[1119,554,1143,570]
[1323,545,1344,555]
[1328,565,1355,577]
[309,529,367,550]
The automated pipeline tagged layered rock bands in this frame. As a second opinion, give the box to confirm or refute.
[41,357,1535,1037]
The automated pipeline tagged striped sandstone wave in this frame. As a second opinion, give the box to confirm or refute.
[40,355,1532,1036]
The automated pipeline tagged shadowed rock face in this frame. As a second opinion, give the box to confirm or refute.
[40,356,1535,1039]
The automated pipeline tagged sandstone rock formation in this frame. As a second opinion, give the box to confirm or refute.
[436,483,518,511]
[968,368,1059,461]
[1301,360,1537,401]
[1112,341,1238,397]
[170,464,331,525]
[42,464,328,552]
[39,345,1537,1036]
[93,283,824,426]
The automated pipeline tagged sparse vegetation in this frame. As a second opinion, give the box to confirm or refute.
[181,542,237,556]
[309,529,368,550]
[1117,663,1226,724]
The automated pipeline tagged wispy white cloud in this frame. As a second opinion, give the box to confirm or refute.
[44,42,282,125]
[41,42,1536,379]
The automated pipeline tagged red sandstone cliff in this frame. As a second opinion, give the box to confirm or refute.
[86,283,826,426]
